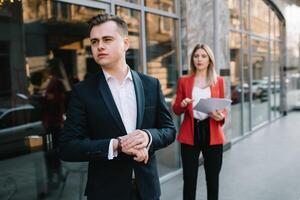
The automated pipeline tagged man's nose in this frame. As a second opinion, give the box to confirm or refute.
[97,41,105,51]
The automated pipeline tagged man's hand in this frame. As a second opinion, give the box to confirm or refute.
[120,130,149,151]
[121,147,149,164]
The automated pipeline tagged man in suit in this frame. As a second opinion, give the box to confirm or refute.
[59,13,176,200]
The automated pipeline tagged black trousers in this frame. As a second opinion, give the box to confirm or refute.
[181,118,223,200]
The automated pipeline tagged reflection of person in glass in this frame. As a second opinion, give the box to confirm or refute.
[172,44,227,200]
[42,58,65,189]
[59,14,176,200]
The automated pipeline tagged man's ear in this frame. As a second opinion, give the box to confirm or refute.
[124,36,130,52]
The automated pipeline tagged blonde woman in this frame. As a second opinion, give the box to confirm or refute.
[172,44,227,200]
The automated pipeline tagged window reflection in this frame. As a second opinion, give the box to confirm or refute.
[145,0,175,13]
[242,34,250,132]
[146,13,179,176]
[146,13,177,97]
[251,39,269,127]
[0,41,10,97]
[229,0,240,29]
[229,32,243,138]
[1,1,105,198]
[120,0,140,4]
[116,6,142,72]
[251,0,269,37]
[242,0,249,30]
[270,41,281,118]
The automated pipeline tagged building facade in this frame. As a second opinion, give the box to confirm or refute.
[0,0,299,199]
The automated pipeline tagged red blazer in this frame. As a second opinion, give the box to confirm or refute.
[172,75,227,145]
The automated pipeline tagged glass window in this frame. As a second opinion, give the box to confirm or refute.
[242,34,251,132]
[229,32,243,138]
[251,39,269,127]
[0,1,106,197]
[229,0,241,29]
[120,0,140,4]
[116,6,142,72]
[0,41,11,97]
[146,13,178,97]
[251,0,269,37]
[270,41,281,119]
[144,0,175,13]
[242,0,250,30]
[146,12,179,176]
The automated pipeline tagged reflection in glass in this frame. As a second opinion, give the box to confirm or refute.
[229,32,243,138]
[116,6,142,72]
[145,0,175,13]
[146,13,179,176]
[242,34,250,132]
[251,0,269,37]
[270,41,281,119]
[228,0,240,30]
[242,0,249,30]
[0,1,107,199]
[120,0,140,4]
[251,39,269,127]
[146,13,177,97]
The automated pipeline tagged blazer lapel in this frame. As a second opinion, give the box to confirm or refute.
[131,70,144,129]
[187,75,195,117]
[210,78,219,98]
[97,69,126,133]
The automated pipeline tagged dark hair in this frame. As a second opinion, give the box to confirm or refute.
[87,13,128,36]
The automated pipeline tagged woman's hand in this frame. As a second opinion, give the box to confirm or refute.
[209,110,224,121]
[180,98,194,108]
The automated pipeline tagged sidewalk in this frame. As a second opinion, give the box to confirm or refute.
[161,112,300,200]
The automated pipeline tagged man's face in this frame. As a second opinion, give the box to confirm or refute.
[90,21,129,69]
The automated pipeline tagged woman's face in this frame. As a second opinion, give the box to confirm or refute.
[193,48,210,72]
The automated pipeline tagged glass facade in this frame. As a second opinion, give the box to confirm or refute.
[229,0,284,138]
[0,0,180,199]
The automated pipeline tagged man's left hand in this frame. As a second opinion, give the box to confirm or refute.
[120,130,149,151]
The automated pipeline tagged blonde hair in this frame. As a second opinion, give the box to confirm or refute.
[189,44,218,86]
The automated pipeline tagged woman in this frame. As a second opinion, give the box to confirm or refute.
[172,44,227,200]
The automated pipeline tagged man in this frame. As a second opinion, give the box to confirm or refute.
[59,14,176,200]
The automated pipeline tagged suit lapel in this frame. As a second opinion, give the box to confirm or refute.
[97,69,126,133]
[131,70,144,129]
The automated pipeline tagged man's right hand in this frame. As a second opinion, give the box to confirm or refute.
[113,138,149,164]
[123,147,149,164]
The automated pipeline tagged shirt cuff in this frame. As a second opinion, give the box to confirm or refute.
[142,129,152,150]
[108,139,118,160]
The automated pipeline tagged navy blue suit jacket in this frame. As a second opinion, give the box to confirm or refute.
[59,69,176,200]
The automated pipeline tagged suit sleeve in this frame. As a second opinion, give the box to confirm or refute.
[144,79,176,154]
[172,77,188,115]
[59,86,110,162]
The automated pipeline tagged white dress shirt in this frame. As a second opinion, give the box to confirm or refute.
[102,68,137,159]
[192,85,211,120]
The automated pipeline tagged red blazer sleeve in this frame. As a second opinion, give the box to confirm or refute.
[218,77,227,125]
[172,77,188,115]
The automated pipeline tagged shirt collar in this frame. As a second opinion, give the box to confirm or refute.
[102,66,133,81]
